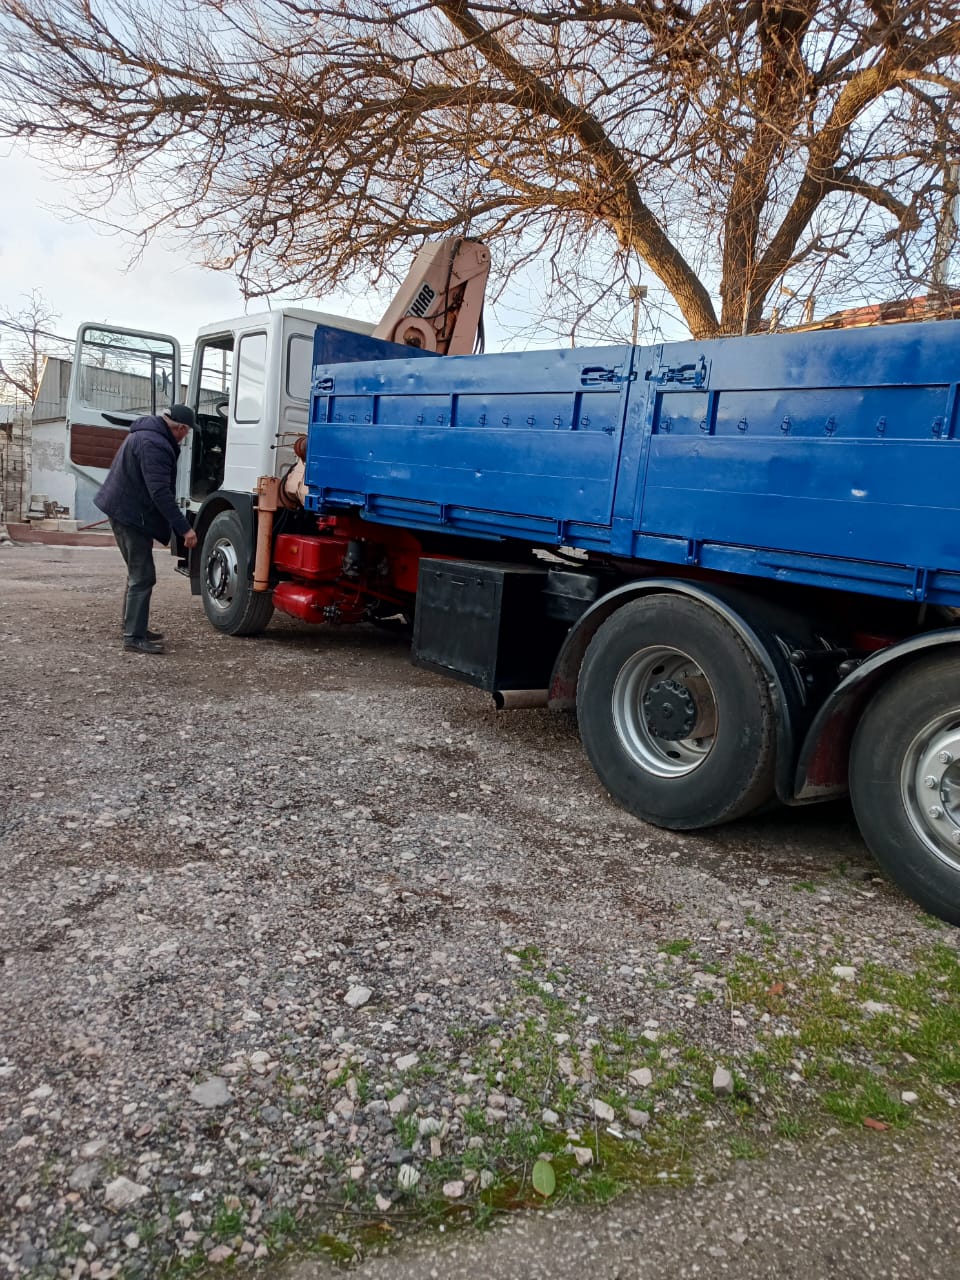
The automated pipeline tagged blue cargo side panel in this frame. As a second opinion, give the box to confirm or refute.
[305,346,634,545]
[631,322,960,600]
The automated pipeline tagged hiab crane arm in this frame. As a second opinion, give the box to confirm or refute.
[254,236,491,585]
[371,237,490,355]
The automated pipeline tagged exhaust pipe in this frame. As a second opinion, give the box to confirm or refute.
[492,689,549,711]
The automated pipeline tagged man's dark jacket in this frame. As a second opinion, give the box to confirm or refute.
[94,415,191,545]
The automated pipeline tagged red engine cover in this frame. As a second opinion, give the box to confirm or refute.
[273,532,346,580]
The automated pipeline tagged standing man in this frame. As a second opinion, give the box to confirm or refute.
[94,405,199,654]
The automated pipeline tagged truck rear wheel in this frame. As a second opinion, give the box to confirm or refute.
[577,595,776,828]
[200,509,274,636]
[849,653,960,925]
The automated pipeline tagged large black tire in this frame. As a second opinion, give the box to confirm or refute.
[849,653,960,926]
[577,595,776,829]
[200,509,274,636]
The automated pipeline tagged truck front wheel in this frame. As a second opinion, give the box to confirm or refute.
[200,509,274,636]
[849,653,960,925]
[577,595,776,828]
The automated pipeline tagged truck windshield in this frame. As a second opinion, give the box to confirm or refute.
[73,326,177,417]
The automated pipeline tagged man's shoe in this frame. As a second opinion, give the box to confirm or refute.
[146,629,164,641]
[123,636,165,654]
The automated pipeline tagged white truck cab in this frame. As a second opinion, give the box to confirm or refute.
[178,307,375,512]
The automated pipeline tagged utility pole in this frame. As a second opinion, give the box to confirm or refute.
[629,285,648,345]
[931,156,959,312]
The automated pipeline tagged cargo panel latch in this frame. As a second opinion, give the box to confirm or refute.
[648,355,710,389]
[579,365,636,387]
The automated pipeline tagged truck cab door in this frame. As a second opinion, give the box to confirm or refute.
[184,331,235,505]
[192,317,278,500]
[66,323,181,523]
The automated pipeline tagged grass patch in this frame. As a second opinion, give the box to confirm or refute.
[212,1198,245,1238]
[393,1112,420,1148]
[661,938,696,956]
[729,940,960,1132]
[728,1135,762,1160]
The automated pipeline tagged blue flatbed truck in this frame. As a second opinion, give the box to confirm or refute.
[86,311,960,924]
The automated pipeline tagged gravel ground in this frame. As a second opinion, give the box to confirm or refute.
[2,542,959,1279]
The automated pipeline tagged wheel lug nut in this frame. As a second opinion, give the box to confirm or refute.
[924,776,938,788]
[929,806,944,819]
[939,751,953,764]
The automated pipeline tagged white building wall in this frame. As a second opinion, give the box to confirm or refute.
[30,418,75,514]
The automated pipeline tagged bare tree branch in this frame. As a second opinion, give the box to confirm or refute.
[0,0,956,339]
[0,290,62,403]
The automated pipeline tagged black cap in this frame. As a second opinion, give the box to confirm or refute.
[166,404,196,429]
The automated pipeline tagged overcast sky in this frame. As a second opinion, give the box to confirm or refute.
[2,152,238,353]
[0,149,398,369]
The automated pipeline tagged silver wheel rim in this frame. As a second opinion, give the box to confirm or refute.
[611,645,719,777]
[204,536,239,613]
[900,712,960,873]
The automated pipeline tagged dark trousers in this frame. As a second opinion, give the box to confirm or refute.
[110,520,157,639]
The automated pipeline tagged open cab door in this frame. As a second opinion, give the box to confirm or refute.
[66,323,181,522]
